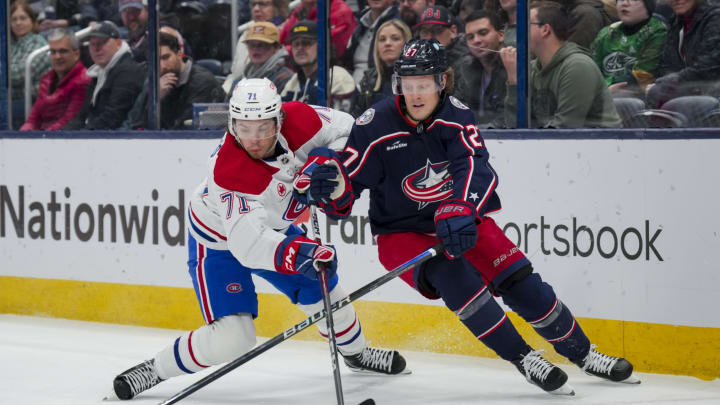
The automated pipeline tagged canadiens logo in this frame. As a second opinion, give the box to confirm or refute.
[356,108,375,125]
[277,183,287,197]
[402,159,454,210]
[226,283,243,293]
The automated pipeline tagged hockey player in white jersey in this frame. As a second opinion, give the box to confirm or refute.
[109,78,408,401]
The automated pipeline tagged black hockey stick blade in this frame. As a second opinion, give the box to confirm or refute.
[158,244,442,405]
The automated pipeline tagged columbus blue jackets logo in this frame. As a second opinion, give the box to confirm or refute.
[402,160,453,210]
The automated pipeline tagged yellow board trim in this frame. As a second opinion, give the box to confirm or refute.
[2,276,718,380]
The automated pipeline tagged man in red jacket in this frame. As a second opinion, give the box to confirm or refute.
[278,0,357,58]
[21,28,90,131]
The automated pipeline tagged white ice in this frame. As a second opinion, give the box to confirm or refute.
[1,314,718,405]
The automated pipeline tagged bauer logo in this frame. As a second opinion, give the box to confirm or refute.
[226,283,243,293]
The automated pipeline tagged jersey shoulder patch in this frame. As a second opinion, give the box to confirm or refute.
[280,101,323,152]
[356,108,375,125]
[449,96,469,110]
[214,133,279,195]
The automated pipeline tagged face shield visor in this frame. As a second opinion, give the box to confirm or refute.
[391,73,445,95]
[231,118,278,142]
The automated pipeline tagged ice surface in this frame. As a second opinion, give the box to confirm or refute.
[1,315,718,405]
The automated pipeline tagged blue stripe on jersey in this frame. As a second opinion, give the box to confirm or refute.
[337,324,363,346]
[173,337,193,374]
[188,210,218,243]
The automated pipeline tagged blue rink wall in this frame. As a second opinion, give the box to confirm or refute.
[1,129,719,381]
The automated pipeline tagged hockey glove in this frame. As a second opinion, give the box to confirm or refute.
[293,147,354,218]
[274,234,338,280]
[434,199,479,259]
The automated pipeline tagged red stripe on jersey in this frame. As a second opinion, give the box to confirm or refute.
[319,315,358,338]
[348,132,411,178]
[477,313,508,339]
[190,202,227,241]
[280,101,323,152]
[475,169,497,214]
[196,244,213,323]
[547,319,577,343]
[188,330,209,368]
[214,133,278,195]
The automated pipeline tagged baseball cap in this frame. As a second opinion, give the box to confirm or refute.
[88,21,121,39]
[287,20,317,44]
[118,0,147,12]
[414,5,453,29]
[243,22,280,44]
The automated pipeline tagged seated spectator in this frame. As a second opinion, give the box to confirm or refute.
[224,0,290,93]
[501,1,621,128]
[416,5,470,72]
[647,0,720,108]
[351,19,412,116]
[591,0,666,97]
[279,0,356,58]
[485,0,515,46]
[9,0,50,129]
[280,21,355,111]
[125,32,225,129]
[562,0,614,49]
[38,0,85,31]
[118,0,148,63]
[454,10,508,127]
[20,28,90,131]
[399,0,436,27]
[227,22,293,96]
[346,0,400,83]
[64,21,143,130]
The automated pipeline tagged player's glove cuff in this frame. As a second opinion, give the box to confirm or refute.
[434,199,479,259]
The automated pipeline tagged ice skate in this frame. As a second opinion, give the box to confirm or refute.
[343,346,410,375]
[512,349,575,395]
[112,359,164,400]
[575,344,640,384]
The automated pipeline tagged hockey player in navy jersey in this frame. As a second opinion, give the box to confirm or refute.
[109,78,408,401]
[298,39,640,395]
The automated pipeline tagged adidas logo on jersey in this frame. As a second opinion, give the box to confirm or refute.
[386,140,408,151]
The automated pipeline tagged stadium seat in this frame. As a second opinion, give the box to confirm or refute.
[662,96,720,127]
[698,109,720,127]
[195,59,223,76]
[193,103,229,129]
[627,109,688,128]
[613,98,646,128]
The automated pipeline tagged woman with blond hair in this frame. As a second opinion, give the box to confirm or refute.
[9,0,50,128]
[351,19,411,117]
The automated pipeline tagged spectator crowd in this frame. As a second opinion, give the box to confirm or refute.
[7,0,720,130]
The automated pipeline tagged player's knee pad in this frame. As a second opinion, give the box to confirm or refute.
[154,313,256,379]
[297,284,366,356]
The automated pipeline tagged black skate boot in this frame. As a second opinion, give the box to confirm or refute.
[512,349,575,395]
[343,346,410,375]
[574,345,640,384]
[113,359,164,400]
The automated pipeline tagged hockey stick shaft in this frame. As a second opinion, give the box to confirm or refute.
[309,204,345,405]
[158,242,442,405]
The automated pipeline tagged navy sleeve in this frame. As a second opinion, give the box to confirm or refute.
[340,122,384,200]
[436,108,499,217]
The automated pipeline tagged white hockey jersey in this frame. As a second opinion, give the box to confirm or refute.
[187,102,353,271]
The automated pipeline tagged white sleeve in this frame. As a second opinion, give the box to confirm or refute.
[309,106,354,152]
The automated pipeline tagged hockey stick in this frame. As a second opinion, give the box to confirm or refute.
[308,203,345,405]
[158,242,442,405]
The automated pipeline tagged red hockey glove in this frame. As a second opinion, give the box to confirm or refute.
[274,234,338,280]
[434,199,478,259]
[292,147,354,218]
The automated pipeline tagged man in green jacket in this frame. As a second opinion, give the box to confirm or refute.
[500,1,622,128]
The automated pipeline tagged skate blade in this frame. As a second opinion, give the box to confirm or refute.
[102,389,119,401]
[548,382,576,396]
[619,373,641,384]
[347,366,412,376]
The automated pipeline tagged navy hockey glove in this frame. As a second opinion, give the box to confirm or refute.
[293,147,353,218]
[434,199,478,259]
[274,234,338,280]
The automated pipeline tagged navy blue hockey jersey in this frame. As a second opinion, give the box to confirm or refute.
[342,95,502,235]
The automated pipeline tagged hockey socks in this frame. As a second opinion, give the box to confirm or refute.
[499,272,590,361]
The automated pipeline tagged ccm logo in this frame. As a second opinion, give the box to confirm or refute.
[226,283,243,293]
